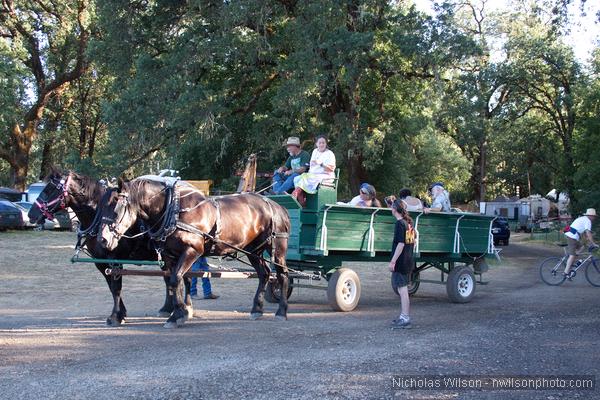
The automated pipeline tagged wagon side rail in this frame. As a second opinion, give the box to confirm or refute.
[308,205,495,260]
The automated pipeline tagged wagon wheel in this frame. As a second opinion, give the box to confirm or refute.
[446,265,476,303]
[265,277,294,304]
[327,268,361,312]
[408,270,420,295]
[391,270,420,296]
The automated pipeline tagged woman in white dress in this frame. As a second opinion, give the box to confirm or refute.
[292,135,336,206]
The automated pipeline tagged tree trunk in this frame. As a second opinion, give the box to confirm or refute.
[79,125,88,160]
[39,136,55,180]
[88,112,102,159]
[7,122,35,191]
[469,156,482,202]
[560,130,575,198]
[346,151,367,193]
[478,139,487,202]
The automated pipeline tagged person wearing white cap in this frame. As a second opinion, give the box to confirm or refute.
[424,182,451,213]
[563,208,599,279]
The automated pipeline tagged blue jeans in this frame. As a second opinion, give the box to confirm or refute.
[273,171,299,194]
[190,257,212,297]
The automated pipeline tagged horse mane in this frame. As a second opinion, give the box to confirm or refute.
[123,179,147,214]
[70,171,104,199]
[41,168,103,200]
[125,178,169,216]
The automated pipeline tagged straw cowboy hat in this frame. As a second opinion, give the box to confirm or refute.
[585,208,597,217]
[283,137,301,147]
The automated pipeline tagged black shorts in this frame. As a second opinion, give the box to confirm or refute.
[391,271,409,289]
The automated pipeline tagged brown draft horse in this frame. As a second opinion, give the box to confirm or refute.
[27,170,192,326]
[98,177,291,328]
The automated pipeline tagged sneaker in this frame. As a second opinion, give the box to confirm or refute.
[563,271,575,281]
[391,318,412,329]
[204,293,219,300]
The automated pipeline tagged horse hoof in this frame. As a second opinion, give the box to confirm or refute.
[176,317,186,327]
[106,318,122,327]
[250,313,263,320]
[163,321,177,329]
[157,310,172,317]
[184,307,194,321]
[274,315,287,322]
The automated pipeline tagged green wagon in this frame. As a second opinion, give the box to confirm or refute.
[267,183,497,312]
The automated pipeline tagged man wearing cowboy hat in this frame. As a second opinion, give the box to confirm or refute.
[564,208,599,278]
[272,136,310,194]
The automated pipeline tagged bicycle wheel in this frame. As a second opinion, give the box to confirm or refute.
[539,257,567,286]
[584,258,600,287]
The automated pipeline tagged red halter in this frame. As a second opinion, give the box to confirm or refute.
[35,175,71,220]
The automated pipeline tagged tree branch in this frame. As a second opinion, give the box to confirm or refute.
[124,133,177,171]
[232,72,279,115]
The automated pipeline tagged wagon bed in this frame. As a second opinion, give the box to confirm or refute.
[268,183,497,310]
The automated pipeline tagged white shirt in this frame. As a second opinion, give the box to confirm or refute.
[402,196,423,212]
[431,190,451,212]
[565,216,592,240]
[309,149,336,177]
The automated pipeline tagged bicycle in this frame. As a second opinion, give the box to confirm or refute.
[539,244,600,286]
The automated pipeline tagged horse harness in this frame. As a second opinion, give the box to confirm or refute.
[75,188,115,252]
[154,188,289,268]
[35,174,112,254]
[35,175,72,221]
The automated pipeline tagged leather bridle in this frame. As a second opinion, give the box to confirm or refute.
[34,175,71,221]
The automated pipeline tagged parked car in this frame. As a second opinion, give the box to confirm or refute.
[492,217,511,246]
[0,187,24,202]
[25,182,47,204]
[13,201,56,230]
[55,209,79,231]
[0,200,24,231]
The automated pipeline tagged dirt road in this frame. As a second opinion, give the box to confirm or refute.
[0,231,598,399]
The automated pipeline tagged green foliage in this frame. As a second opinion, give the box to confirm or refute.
[500,3,582,199]
[1,0,597,210]
[573,49,600,214]
[89,0,478,198]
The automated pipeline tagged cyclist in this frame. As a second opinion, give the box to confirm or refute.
[564,208,599,278]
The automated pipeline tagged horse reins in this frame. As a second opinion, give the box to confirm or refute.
[75,188,117,251]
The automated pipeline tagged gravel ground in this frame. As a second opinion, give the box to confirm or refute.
[0,230,599,400]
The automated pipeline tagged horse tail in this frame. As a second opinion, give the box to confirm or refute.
[261,197,290,271]
[264,196,290,236]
